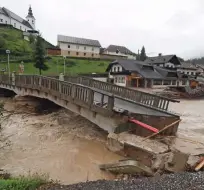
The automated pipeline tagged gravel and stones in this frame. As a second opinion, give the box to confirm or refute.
[40,172,204,190]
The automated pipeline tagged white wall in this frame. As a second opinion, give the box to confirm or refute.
[164,62,176,68]
[26,16,35,29]
[177,68,196,76]
[113,75,126,87]
[0,14,32,31]
[104,50,136,60]
[92,77,107,82]
[111,64,123,72]
[59,42,100,54]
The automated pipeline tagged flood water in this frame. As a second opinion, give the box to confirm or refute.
[0,97,203,184]
[0,97,121,185]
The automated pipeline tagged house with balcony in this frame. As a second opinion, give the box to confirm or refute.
[106,59,190,88]
[57,35,101,58]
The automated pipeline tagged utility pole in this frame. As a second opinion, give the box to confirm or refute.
[6,50,11,81]
[63,56,66,76]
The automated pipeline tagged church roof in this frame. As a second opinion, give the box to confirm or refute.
[0,7,33,29]
[58,35,101,47]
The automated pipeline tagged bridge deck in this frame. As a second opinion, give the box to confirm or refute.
[63,76,179,113]
[0,74,179,117]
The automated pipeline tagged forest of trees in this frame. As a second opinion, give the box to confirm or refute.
[187,57,204,65]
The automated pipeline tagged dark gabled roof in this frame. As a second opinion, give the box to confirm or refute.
[105,45,135,55]
[0,7,7,15]
[1,7,33,29]
[145,55,180,65]
[57,35,101,47]
[178,62,197,70]
[154,66,178,78]
[106,60,163,79]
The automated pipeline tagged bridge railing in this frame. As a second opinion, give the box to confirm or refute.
[63,76,178,111]
[4,75,115,116]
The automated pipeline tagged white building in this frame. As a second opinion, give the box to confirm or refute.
[102,45,136,60]
[177,62,198,76]
[0,6,36,32]
[58,35,101,58]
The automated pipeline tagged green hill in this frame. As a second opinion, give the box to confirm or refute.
[0,26,110,75]
[0,26,33,56]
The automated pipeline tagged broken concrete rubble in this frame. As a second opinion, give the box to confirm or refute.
[104,132,204,176]
[100,159,153,176]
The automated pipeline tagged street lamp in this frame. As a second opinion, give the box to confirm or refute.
[6,50,10,80]
[63,56,66,75]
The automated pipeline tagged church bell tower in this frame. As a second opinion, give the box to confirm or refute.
[26,5,35,30]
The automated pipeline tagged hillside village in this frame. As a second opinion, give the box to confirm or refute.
[1,5,204,97]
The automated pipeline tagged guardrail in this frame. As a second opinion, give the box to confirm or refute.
[0,74,179,115]
[0,74,116,116]
[63,76,179,112]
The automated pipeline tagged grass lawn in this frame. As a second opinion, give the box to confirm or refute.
[0,57,110,75]
[0,176,46,190]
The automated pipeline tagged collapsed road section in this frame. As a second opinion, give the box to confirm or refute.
[99,110,204,176]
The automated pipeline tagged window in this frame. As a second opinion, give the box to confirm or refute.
[163,80,171,85]
[92,47,94,51]
[0,19,3,22]
[172,80,176,85]
[182,80,186,85]
[116,50,119,54]
[14,23,16,27]
[191,72,194,75]
[92,53,94,57]
[68,51,70,55]
[84,53,86,56]
[187,72,189,75]
[76,45,79,49]
[84,46,86,50]
[76,52,79,56]
[121,77,125,83]
[154,80,162,85]
[117,67,120,72]
[20,26,22,30]
[32,20,34,24]
[114,67,116,72]
[68,45,70,48]
[115,77,118,83]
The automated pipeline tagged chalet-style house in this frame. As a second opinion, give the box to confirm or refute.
[101,45,136,60]
[57,35,101,58]
[106,60,190,88]
[145,54,181,69]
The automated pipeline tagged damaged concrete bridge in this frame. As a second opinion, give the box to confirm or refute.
[0,74,180,135]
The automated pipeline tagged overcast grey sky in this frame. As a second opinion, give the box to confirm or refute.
[2,0,204,59]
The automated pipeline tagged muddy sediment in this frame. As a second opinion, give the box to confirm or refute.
[0,96,121,185]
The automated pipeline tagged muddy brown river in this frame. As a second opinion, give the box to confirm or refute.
[0,97,203,185]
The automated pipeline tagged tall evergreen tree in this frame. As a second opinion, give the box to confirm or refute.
[34,34,48,75]
[140,46,147,61]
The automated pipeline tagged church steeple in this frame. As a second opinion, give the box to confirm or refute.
[26,5,36,29]
[27,5,34,18]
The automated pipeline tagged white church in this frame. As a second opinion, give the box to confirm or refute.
[0,6,37,33]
